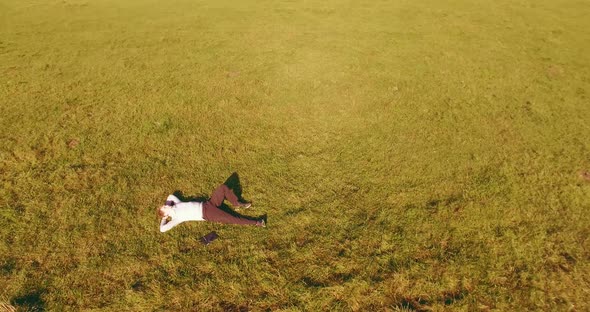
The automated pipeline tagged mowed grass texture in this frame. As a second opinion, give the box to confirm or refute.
[1,0,590,310]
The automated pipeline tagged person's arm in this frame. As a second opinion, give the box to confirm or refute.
[160,217,181,233]
[165,194,181,206]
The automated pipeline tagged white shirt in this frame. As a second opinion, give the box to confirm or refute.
[159,194,205,232]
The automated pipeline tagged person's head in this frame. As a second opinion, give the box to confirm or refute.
[157,205,173,219]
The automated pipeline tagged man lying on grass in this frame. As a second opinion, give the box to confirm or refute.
[158,179,266,232]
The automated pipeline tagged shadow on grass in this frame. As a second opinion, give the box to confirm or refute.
[223,171,249,203]
[11,288,46,311]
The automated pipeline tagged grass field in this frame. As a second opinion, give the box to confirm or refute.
[1,0,590,310]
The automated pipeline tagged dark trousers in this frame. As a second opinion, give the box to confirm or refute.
[202,184,258,226]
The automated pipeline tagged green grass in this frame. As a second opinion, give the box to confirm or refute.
[1,0,589,310]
